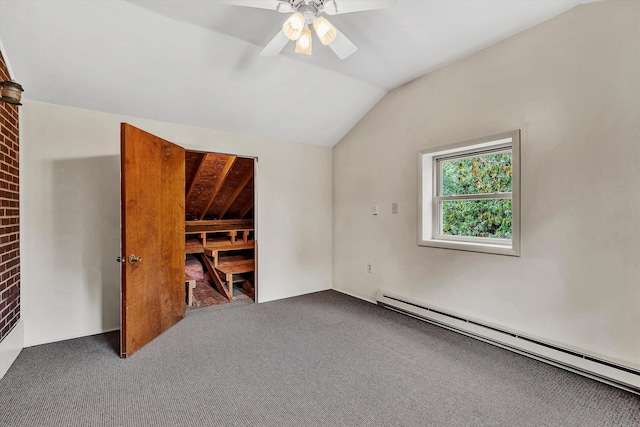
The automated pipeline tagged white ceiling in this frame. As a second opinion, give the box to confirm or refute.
[0,0,595,147]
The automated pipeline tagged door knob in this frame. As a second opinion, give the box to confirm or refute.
[128,254,142,264]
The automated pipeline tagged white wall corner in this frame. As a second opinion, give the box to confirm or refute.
[0,319,24,379]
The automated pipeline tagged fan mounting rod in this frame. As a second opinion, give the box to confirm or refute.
[278,0,337,17]
[298,4,321,23]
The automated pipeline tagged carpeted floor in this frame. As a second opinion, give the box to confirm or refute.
[1,290,638,426]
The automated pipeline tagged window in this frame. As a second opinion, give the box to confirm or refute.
[418,130,520,256]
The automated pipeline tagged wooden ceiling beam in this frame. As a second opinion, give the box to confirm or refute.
[185,153,209,203]
[198,155,237,220]
[239,197,254,219]
[218,168,253,219]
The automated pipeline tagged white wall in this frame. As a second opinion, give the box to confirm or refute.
[333,1,640,368]
[21,101,332,347]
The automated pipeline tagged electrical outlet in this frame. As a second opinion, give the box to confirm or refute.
[392,203,398,214]
[367,263,373,273]
[371,203,378,215]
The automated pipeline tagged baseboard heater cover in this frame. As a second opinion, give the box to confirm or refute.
[376,290,640,394]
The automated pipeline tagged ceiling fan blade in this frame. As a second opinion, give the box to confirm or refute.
[328,28,358,59]
[224,0,295,13]
[260,30,290,56]
[323,0,398,15]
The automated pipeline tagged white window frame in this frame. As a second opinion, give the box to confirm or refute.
[418,130,520,256]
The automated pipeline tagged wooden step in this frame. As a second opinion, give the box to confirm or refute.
[187,237,254,256]
[214,259,255,301]
[204,240,254,251]
[216,259,255,276]
[185,219,254,234]
[186,238,204,254]
[203,240,254,267]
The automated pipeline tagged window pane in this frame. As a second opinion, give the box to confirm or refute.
[441,199,512,239]
[441,152,512,196]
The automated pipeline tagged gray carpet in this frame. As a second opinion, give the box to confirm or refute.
[1,290,638,426]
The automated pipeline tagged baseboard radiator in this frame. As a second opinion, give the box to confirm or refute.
[376,290,640,394]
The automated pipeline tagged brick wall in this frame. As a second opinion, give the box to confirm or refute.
[0,49,20,342]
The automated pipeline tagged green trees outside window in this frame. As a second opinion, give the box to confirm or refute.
[439,152,512,239]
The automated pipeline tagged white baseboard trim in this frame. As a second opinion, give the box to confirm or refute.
[376,290,640,394]
[0,319,24,379]
[24,327,120,348]
[333,288,377,304]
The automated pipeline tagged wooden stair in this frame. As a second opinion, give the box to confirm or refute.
[204,240,255,267]
[199,254,254,302]
[187,219,255,302]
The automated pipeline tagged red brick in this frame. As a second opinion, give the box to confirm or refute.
[0,49,20,342]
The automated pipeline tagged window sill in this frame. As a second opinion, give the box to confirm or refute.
[418,238,520,257]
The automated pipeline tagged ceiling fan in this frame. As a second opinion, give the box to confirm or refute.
[227,0,398,59]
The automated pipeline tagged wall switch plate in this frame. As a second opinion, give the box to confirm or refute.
[371,203,378,215]
[367,263,373,273]
[392,203,398,214]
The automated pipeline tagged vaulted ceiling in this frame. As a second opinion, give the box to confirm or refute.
[0,0,596,147]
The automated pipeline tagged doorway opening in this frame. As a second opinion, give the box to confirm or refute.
[183,150,256,309]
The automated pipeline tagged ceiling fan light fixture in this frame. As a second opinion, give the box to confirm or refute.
[283,12,305,40]
[312,16,337,45]
[295,27,312,55]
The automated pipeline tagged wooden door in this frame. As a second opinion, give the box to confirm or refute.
[120,123,186,358]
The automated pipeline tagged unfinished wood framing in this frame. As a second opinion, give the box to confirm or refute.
[198,155,237,220]
[185,153,209,202]
[239,197,254,219]
[184,151,255,304]
[185,274,196,306]
[218,168,253,219]
[200,253,232,300]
